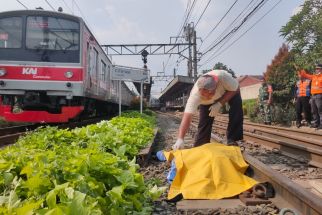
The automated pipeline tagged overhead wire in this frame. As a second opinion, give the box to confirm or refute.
[179,0,197,41]
[201,0,259,57]
[201,0,238,46]
[201,0,268,58]
[163,0,196,74]
[44,0,56,11]
[199,0,282,68]
[171,0,197,74]
[162,0,190,73]
[201,0,284,67]
[200,0,255,53]
[163,0,190,69]
[61,0,73,14]
[72,0,90,24]
[194,0,212,28]
[175,0,192,41]
[16,0,28,9]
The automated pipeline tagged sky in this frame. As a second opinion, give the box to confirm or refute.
[1,0,304,98]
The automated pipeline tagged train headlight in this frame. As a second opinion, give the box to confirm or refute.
[0,68,7,77]
[64,71,73,78]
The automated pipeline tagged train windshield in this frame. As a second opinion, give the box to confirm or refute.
[26,16,79,51]
[0,17,23,49]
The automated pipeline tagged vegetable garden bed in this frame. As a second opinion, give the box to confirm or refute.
[0,111,162,214]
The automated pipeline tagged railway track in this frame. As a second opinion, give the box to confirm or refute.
[170,111,322,168]
[151,111,322,214]
[214,116,322,168]
[0,117,108,147]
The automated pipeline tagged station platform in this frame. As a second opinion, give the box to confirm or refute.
[159,75,194,110]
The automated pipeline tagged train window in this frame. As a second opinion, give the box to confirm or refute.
[0,17,22,49]
[90,48,98,76]
[101,61,106,81]
[26,16,79,51]
[107,65,111,81]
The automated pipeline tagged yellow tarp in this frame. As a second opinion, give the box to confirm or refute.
[163,143,258,200]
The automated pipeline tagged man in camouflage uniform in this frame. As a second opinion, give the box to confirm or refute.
[258,80,273,125]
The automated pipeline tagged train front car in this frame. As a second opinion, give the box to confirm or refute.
[0,10,84,122]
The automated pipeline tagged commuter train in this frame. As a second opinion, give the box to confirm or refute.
[0,9,135,122]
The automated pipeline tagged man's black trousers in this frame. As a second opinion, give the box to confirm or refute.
[194,92,243,147]
[295,96,311,123]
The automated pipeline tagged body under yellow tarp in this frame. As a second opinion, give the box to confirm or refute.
[163,143,258,200]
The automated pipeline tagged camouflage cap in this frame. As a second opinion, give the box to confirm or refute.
[197,75,217,90]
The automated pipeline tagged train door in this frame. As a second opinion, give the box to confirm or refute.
[106,65,111,99]
[87,46,98,94]
[86,42,91,91]
[92,48,98,95]
[100,60,107,96]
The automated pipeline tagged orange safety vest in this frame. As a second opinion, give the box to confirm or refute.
[299,70,322,95]
[296,80,311,97]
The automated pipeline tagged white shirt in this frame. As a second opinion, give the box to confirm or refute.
[184,70,239,113]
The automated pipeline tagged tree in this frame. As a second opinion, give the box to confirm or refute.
[201,62,236,77]
[280,0,322,70]
[259,44,297,125]
[213,62,236,77]
[264,44,296,105]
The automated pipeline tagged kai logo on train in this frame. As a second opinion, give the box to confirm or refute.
[22,68,38,75]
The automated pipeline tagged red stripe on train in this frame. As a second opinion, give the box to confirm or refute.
[0,66,83,81]
[0,105,84,123]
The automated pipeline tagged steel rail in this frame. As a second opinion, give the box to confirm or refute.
[157,111,322,214]
[213,123,322,168]
[216,115,322,141]
[183,113,322,168]
[0,124,39,136]
[245,154,322,215]
[0,117,107,147]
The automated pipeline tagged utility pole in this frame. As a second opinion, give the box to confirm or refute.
[185,23,193,78]
[193,28,197,80]
[184,23,198,80]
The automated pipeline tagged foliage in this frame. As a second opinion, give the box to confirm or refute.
[121,110,156,127]
[201,62,236,78]
[280,0,322,70]
[0,112,161,214]
[263,1,322,125]
[271,104,296,126]
[264,44,297,105]
[213,62,236,78]
[262,44,297,125]
[242,99,258,118]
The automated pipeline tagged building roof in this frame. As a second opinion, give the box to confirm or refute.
[238,75,263,87]
[158,75,194,100]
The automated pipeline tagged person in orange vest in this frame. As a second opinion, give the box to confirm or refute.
[298,63,322,129]
[295,72,311,128]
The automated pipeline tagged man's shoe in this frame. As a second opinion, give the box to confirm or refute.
[226,140,239,146]
[296,122,301,128]
[307,122,312,127]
